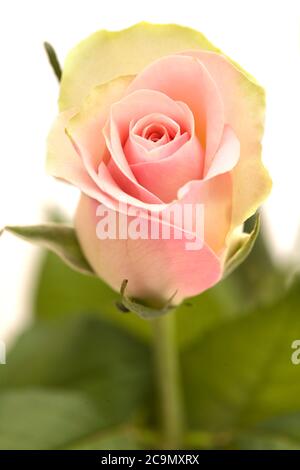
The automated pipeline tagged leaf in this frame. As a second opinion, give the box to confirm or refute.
[44,42,62,81]
[0,389,144,450]
[224,213,260,278]
[234,413,300,449]
[236,433,300,450]
[0,390,100,450]
[175,276,243,350]
[67,427,143,450]
[0,314,152,427]
[1,224,94,276]
[181,278,300,436]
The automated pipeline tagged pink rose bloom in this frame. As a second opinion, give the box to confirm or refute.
[47,23,271,305]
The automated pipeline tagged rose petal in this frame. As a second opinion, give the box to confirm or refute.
[177,173,233,254]
[124,101,193,164]
[46,104,163,210]
[125,130,189,165]
[67,75,132,172]
[59,22,220,110]
[130,136,203,202]
[67,77,162,205]
[75,194,222,304]
[182,50,272,227]
[125,113,182,164]
[126,55,224,170]
[97,161,163,207]
[46,110,109,202]
[205,124,240,179]
[103,89,197,201]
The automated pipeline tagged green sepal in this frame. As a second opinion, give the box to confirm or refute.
[224,213,260,278]
[118,279,177,320]
[1,224,94,276]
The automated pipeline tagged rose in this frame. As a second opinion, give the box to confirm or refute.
[47,22,271,305]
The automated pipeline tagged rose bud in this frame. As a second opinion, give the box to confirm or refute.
[47,23,271,306]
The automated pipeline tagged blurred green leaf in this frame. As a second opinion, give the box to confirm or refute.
[234,413,300,449]
[34,251,151,341]
[67,427,143,450]
[0,389,145,450]
[0,314,152,427]
[235,434,300,450]
[229,218,284,310]
[0,390,100,450]
[176,276,242,349]
[181,279,300,435]
[1,224,94,276]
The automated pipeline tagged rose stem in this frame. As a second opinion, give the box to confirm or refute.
[151,312,184,449]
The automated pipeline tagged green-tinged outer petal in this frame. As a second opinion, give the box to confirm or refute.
[181,50,271,229]
[226,67,272,227]
[67,75,134,158]
[59,22,221,110]
[46,76,133,188]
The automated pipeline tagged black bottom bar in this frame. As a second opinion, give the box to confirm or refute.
[0,449,299,465]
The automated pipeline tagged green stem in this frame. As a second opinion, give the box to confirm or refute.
[151,312,184,449]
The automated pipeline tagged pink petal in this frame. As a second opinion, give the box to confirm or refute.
[124,113,184,164]
[103,89,197,201]
[126,55,225,172]
[67,76,132,172]
[47,112,159,214]
[130,135,204,202]
[205,124,240,179]
[181,50,271,226]
[124,130,189,165]
[67,82,164,205]
[75,194,222,304]
[47,110,118,207]
[177,173,233,254]
[98,161,163,207]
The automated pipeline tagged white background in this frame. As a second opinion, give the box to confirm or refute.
[1,0,300,343]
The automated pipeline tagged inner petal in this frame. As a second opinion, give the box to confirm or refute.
[122,103,195,166]
[132,113,181,151]
[126,55,225,172]
[103,89,199,200]
[142,123,169,142]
